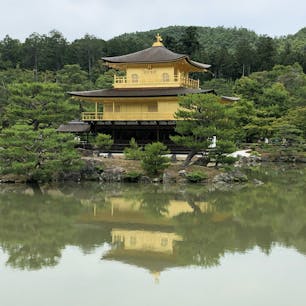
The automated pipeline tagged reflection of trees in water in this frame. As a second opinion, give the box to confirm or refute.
[0,192,78,269]
[201,166,306,257]
[174,214,275,267]
[0,189,110,270]
[0,166,306,271]
[136,185,172,217]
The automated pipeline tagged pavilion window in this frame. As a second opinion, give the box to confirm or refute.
[115,104,121,112]
[131,74,139,83]
[162,72,170,82]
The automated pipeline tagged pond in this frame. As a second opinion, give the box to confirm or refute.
[0,164,306,306]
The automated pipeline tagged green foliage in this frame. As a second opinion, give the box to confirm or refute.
[141,142,170,175]
[177,26,200,58]
[171,94,236,165]
[68,34,106,81]
[218,155,238,166]
[234,64,306,143]
[285,107,306,139]
[123,137,143,160]
[0,35,21,69]
[244,114,276,141]
[271,120,304,148]
[95,69,126,89]
[95,72,114,89]
[202,78,235,96]
[94,133,114,151]
[1,26,306,81]
[123,171,143,183]
[211,140,237,166]
[0,124,83,182]
[56,64,90,91]
[234,76,263,101]
[34,30,68,71]
[2,82,79,129]
[230,98,256,142]
[0,68,37,84]
[258,83,290,115]
[255,36,277,71]
[186,171,208,183]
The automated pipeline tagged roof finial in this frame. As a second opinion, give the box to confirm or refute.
[152,33,164,47]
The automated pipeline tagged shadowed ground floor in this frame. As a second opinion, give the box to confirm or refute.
[58,120,188,152]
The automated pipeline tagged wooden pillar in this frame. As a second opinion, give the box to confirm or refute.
[95,102,98,120]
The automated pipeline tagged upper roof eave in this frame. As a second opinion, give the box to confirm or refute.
[102,46,186,64]
[188,59,211,69]
[102,46,210,70]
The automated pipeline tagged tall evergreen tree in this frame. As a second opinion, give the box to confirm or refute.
[255,36,277,71]
[0,35,21,69]
[171,94,236,166]
[21,33,44,80]
[178,26,200,59]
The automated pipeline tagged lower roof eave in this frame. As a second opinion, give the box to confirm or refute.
[68,87,216,99]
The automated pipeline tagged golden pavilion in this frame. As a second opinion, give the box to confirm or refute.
[68,34,213,147]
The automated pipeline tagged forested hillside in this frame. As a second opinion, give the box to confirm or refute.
[0,26,305,82]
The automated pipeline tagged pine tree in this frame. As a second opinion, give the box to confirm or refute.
[0,124,83,182]
[171,94,236,166]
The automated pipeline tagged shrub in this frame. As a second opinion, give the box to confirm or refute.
[186,171,208,183]
[124,138,143,160]
[94,133,113,151]
[123,171,142,183]
[141,142,170,175]
[218,156,237,165]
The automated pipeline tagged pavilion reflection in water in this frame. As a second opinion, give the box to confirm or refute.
[80,196,216,281]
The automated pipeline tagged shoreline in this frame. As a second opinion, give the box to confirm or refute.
[1,151,305,185]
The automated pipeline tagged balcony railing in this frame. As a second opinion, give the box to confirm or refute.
[82,112,104,121]
[113,74,199,89]
[82,112,174,121]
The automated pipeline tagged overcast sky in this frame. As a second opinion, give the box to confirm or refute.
[0,0,305,41]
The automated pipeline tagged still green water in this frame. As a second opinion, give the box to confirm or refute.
[1,165,306,306]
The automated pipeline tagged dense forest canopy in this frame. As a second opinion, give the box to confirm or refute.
[0,25,305,81]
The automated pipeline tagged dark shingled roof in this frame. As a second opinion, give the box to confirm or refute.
[69,87,215,98]
[102,46,211,69]
[57,121,90,132]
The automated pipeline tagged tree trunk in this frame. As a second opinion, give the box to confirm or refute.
[183,150,198,167]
